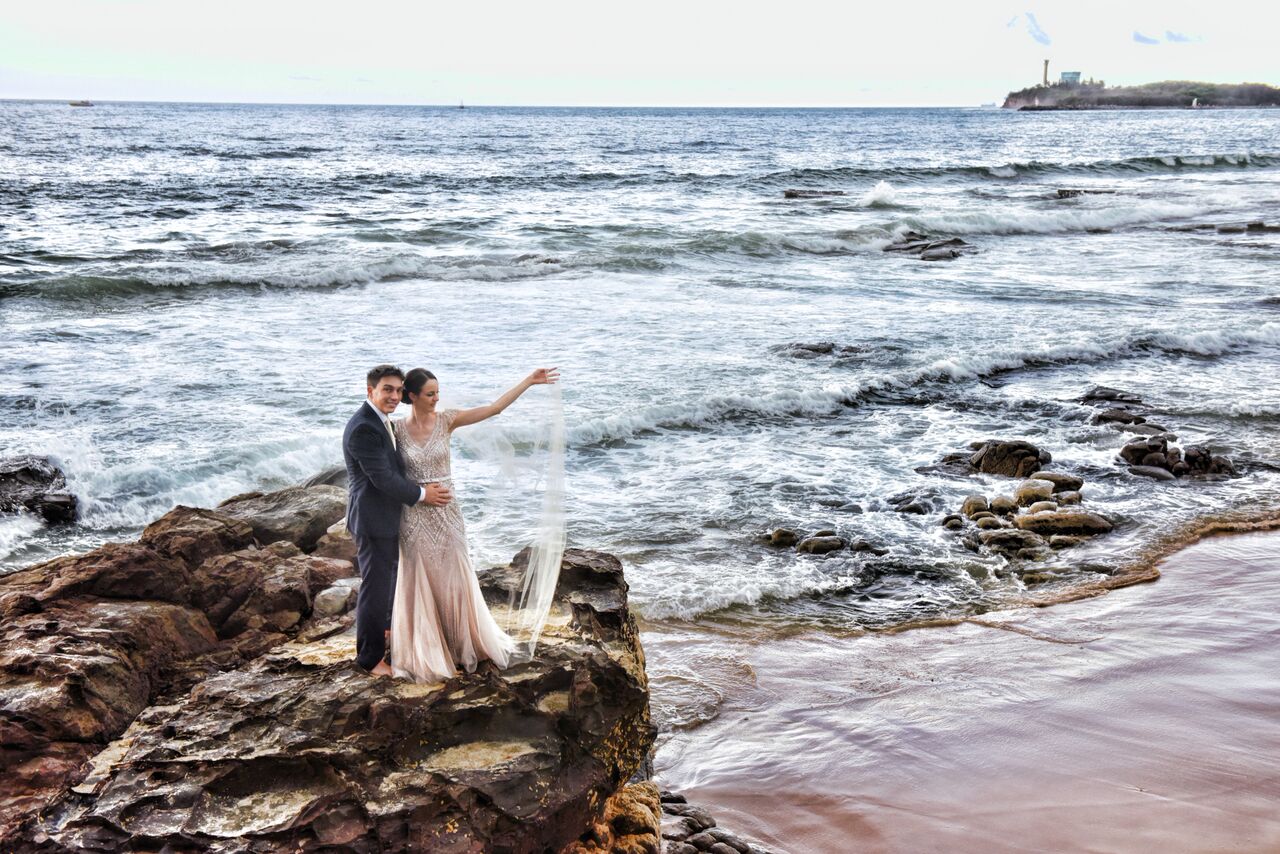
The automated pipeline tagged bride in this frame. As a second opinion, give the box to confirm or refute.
[389,366,559,683]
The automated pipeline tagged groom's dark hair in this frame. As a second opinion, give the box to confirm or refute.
[366,364,405,388]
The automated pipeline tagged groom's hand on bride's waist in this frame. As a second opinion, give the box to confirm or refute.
[421,483,453,506]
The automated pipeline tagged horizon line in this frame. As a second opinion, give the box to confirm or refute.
[0,96,1001,110]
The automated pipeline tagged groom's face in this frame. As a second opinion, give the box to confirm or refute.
[367,376,404,414]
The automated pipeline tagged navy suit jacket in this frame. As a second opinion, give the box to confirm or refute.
[342,402,420,540]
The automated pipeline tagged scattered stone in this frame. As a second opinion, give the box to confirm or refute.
[976,517,1005,530]
[1141,452,1168,468]
[1028,501,1058,514]
[1210,455,1238,476]
[706,827,753,853]
[1029,472,1085,493]
[767,528,800,548]
[883,233,975,261]
[1014,511,1115,536]
[1056,188,1116,199]
[848,540,889,556]
[1120,438,1167,466]
[920,246,961,261]
[990,496,1018,516]
[961,495,989,518]
[1015,479,1055,507]
[1081,386,1143,405]
[312,583,357,617]
[1092,408,1145,425]
[660,791,688,805]
[970,440,1050,478]
[664,803,716,831]
[1049,535,1085,549]
[1128,465,1177,481]
[942,515,965,530]
[662,815,702,842]
[797,536,844,555]
[0,455,78,524]
[896,502,928,515]
[783,189,846,198]
[1122,423,1174,438]
[971,511,997,522]
[312,517,357,563]
[812,529,837,537]
[1057,490,1083,506]
[978,529,1047,552]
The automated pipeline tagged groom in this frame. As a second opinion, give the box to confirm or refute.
[343,364,451,675]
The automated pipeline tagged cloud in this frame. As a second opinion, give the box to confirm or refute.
[1025,12,1051,46]
[1165,30,1194,43]
[288,74,321,81]
[1132,31,1160,45]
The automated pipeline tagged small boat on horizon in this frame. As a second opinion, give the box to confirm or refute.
[68,100,94,107]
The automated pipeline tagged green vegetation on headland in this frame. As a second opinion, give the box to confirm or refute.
[1003,80,1280,110]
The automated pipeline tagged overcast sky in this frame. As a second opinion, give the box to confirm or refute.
[2,1,1277,106]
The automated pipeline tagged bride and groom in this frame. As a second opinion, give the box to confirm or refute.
[342,363,558,682]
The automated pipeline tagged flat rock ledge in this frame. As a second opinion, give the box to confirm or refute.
[1,486,654,853]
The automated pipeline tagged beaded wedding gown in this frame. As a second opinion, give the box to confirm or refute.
[390,410,514,683]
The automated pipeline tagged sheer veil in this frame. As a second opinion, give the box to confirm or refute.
[462,382,566,658]
[504,382,565,655]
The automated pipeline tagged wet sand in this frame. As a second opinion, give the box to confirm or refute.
[650,531,1280,853]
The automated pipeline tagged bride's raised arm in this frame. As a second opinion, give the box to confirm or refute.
[450,368,559,429]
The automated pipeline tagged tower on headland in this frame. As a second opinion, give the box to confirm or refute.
[1043,59,1049,86]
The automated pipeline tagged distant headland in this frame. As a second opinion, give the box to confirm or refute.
[1004,77,1280,110]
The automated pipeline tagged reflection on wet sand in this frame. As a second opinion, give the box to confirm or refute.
[650,530,1280,853]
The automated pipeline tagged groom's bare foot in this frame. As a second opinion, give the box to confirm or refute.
[370,660,393,677]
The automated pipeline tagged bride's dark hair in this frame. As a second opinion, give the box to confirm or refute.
[403,368,437,404]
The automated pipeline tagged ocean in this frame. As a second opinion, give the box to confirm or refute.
[3,104,1280,839]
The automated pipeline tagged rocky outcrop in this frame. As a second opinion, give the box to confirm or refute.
[943,468,1114,560]
[3,487,653,853]
[0,456,77,524]
[2,481,650,850]
[1076,386,1239,481]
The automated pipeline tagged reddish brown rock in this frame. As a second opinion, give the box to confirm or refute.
[140,505,255,569]
[13,550,654,854]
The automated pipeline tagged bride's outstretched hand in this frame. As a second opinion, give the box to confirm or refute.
[529,367,559,385]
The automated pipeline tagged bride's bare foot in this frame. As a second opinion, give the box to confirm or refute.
[370,660,393,677]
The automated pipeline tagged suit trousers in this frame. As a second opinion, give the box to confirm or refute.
[354,534,399,671]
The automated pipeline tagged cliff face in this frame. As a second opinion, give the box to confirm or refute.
[0,489,654,853]
[1003,80,1280,109]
